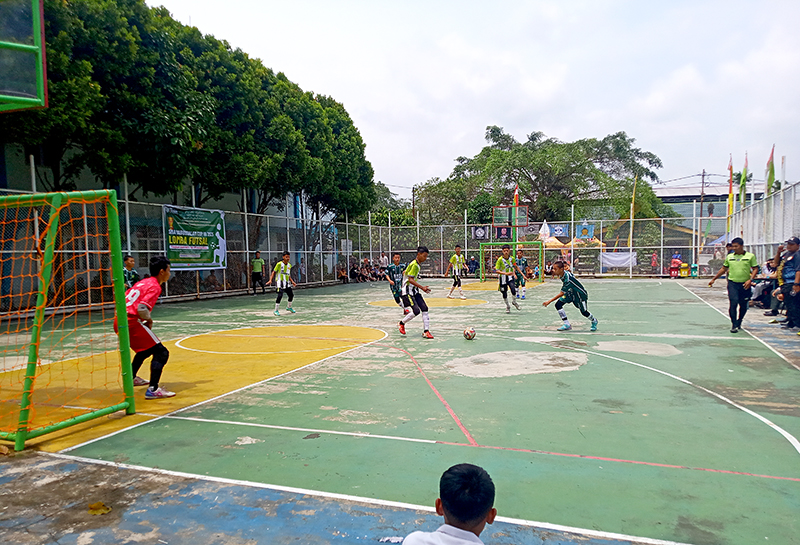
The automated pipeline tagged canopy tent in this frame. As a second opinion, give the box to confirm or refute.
[541,236,565,248]
[567,236,606,247]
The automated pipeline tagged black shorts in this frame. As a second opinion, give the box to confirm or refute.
[401,292,428,313]
[451,273,462,287]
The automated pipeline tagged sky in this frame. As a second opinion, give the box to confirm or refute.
[145,0,800,199]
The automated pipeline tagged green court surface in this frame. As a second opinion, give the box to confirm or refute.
[60,279,800,545]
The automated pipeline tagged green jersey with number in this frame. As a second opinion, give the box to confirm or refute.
[402,260,421,296]
[387,263,405,293]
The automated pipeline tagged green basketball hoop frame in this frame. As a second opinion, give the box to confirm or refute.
[0,0,48,113]
[479,240,545,284]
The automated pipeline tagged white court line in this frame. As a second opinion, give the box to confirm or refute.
[486,332,800,456]
[164,415,437,444]
[678,283,799,371]
[59,327,388,453]
[44,452,691,545]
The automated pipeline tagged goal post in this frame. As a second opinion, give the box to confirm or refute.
[479,240,545,283]
[0,190,135,451]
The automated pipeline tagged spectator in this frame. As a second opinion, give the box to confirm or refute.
[379,252,389,268]
[544,261,553,276]
[651,251,659,274]
[338,267,349,284]
[403,463,496,545]
[123,255,140,290]
[349,263,359,282]
[773,237,800,330]
[204,270,222,291]
[467,256,479,275]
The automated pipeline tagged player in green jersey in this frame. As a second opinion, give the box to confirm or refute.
[385,252,410,315]
[444,244,468,300]
[399,246,434,339]
[251,251,266,295]
[514,249,530,300]
[542,260,598,331]
[495,244,523,313]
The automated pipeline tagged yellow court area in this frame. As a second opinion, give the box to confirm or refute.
[460,280,547,291]
[367,297,487,308]
[11,325,385,452]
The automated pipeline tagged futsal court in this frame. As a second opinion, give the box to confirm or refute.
[20,277,800,544]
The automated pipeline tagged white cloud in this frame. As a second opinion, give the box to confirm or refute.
[147,0,800,197]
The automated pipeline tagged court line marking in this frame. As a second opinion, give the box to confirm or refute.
[678,283,800,371]
[159,414,800,483]
[59,326,388,453]
[159,321,754,342]
[376,343,478,447]
[164,415,437,444]
[44,452,693,545]
[486,332,800,456]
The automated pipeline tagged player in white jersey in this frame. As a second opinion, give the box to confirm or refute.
[495,244,523,313]
[444,244,468,300]
[268,251,297,316]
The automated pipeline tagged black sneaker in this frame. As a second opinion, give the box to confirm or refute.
[764,310,778,316]
[730,326,739,333]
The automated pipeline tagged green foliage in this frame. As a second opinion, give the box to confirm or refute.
[0,0,375,216]
[420,126,669,222]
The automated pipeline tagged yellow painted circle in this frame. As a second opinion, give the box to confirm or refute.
[368,297,487,308]
[461,280,547,291]
[175,325,385,355]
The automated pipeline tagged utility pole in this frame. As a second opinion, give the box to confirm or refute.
[698,169,705,264]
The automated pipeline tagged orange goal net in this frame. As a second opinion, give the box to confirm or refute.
[0,190,134,450]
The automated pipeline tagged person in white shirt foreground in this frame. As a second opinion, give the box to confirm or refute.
[403,464,496,545]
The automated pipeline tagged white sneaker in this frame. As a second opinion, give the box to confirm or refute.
[460,295,467,300]
[145,387,176,399]
[512,301,521,310]
[447,294,455,299]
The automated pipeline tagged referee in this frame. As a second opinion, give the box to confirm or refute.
[709,237,759,333]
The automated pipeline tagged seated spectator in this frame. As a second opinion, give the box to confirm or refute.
[350,264,359,282]
[338,267,349,284]
[467,256,479,275]
[403,463,496,545]
[204,270,222,291]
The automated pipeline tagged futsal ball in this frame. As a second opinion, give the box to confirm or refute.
[463,327,476,340]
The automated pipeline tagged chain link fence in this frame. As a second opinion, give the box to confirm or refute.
[2,187,764,303]
[730,181,800,264]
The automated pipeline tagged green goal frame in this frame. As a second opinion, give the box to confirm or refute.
[479,240,545,283]
[0,190,134,451]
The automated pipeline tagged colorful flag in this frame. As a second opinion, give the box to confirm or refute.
[513,183,519,207]
[765,145,775,194]
[727,155,734,216]
[739,153,748,206]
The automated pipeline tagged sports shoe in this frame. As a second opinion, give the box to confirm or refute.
[145,387,176,399]
[447,294,455,299]
[287,307,296,313]
[460,295,467,300]
[274,310,280,316]
[398,322,406,335]
[422,331,434,339]
[769,318,785,324]
[764,310,778,316]
[403,308,411,315]
[557,324,572,331]
[512,301,521,310]
[133,376,149,387]
[590,319,599,332]
[730,326,739,333]
[521,295,526,299]
[516,294,520,298]
[505,307,511,314]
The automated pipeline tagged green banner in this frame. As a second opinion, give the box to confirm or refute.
[164,205,226,270]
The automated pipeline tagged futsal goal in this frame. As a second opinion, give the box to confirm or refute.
[0,190,135,451]
[479,240,545,283]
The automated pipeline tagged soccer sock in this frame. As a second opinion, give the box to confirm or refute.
[587,312,595,322]
[503,295,510,309]
[459,288,465,297]
[422,311,430,331]
[522,287,526,297]
[275,303,279,311]
[448,287,455,296]
[287,301,292,309]
[558,309,570,326]
[401,311,416,324]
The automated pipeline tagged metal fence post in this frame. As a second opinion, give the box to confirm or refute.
[388,211,392,257]
[368,210,373,265]
[319,202,324,282]
[243,189,250,290]
[416,211,420,247]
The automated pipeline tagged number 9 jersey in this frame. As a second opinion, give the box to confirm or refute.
[125,277,163,320]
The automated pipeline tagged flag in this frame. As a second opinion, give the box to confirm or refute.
[513,183,519,207]
[727,155,734,217]
[766,145,775,194]
[739,153,748,206]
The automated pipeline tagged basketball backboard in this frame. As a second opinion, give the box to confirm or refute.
[492,205,529,227]
[0,0,48,113]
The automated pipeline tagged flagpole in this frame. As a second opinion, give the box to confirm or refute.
[727,155,733,239]
[628,176,637,279]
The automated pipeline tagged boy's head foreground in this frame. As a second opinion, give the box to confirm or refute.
[416,246,430,263]
[436,463,496,534]
[149,255,171,282]
[552,260,567,276]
